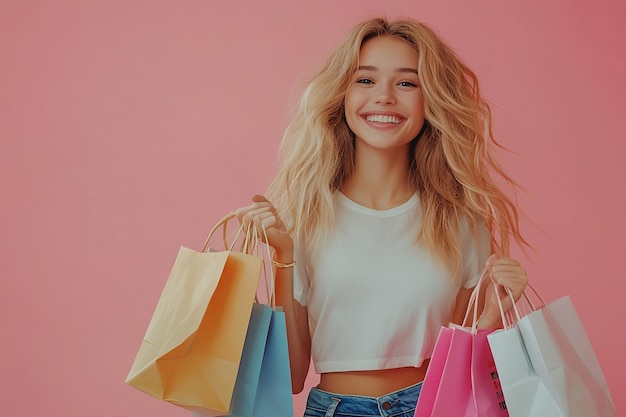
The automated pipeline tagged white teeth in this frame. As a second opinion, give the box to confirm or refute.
[365,114,402,124]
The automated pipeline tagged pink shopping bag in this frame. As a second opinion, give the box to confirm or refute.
[414,268,508,417]
[414,325,507,417]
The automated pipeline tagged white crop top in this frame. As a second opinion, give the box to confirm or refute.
[292,192,490,373]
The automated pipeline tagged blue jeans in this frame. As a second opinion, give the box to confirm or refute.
[303,382,422,417]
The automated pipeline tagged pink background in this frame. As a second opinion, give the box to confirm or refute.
[1,0,624,415]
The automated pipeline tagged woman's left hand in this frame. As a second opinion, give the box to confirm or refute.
[479,255,528,329]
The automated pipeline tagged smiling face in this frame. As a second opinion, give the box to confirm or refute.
[344,36,425,153]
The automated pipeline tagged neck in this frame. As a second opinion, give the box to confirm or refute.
[341,144,414,210]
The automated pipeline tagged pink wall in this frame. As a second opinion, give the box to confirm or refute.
[1,1,624,415]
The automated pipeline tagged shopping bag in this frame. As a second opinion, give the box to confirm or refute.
[230,223,293,417]
[192,224,294,417]
[414,270,509,417]
[125,214,262,414]
[414,325,508,417]
[252,307,293,417]
[223,303,273,417]
[488,290,616,417]
[192,304,294,417]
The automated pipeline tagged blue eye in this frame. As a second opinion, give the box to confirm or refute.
[356,78,373,84]
[399,81,417,87]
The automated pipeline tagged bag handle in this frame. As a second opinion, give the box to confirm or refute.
[494,282,546,329]
[200,213,278,308]
[200,212,259,255]
[463,263,546,331]
[462,267,490,332]
[249,223,277,309]
[201,213,235,253]
[259,224,276,308]
[523,283,546,310]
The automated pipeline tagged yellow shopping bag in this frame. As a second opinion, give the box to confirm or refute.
[126,214,262,414]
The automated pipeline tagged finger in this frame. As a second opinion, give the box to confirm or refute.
[489,257,522,268]
[491,268,527,281]
[234,204,260,222]
[493,277,527,301]
[491,276,527,295]
[248,201,274,212]
[238,204,272,221]
[252,194,270,204]
[252,212,278,229]
[490,263,526,278]
[233,199,274,219]
[494,280,524,295]
[489,262,525,275]
[244,211,285,238]
[491,272,527,288]
[241,209,264,228]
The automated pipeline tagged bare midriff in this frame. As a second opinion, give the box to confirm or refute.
[317,361,430,397]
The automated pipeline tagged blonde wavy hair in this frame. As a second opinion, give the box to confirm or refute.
[266,17,528,269]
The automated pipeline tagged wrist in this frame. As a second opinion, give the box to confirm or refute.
[271,258,296,269]
[272,243,294,264]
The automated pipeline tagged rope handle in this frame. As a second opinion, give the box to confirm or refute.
[200,212,259,255]
[462,262,545,332]
[462,267,490,332]
[495,282,546,330]
[199,213,278,309]
[260,224,276,309]
[249,223,277,309]
[201,213,236,253]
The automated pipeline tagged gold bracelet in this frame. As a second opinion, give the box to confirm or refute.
[271,259,296,269]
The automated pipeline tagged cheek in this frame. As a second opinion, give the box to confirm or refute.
[410,96,426,121]
[418,94,426,116]
[344,89,359,114]
[408,97,426,136]
[344,112,359,134]
[343,91,362,128]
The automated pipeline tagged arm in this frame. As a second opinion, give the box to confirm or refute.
[273,250,312,393]
[234,195,312,393]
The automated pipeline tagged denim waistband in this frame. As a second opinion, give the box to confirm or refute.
[306,382,422,417]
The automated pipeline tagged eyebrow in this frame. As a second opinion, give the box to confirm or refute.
[357,65,418,75]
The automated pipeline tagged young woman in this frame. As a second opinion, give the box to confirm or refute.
[235,17,528,417]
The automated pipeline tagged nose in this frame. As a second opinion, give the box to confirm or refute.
[374,83,396,105]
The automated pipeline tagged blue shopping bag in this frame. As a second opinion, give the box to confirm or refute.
[253,307,293,417]
[230,303,274,417]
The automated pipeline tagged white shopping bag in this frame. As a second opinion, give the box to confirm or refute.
[488,294,616,417]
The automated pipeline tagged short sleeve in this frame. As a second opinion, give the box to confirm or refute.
[461,221,492,289]
[292,244,310,306]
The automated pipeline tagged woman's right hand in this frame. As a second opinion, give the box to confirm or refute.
[233,195,294,259]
